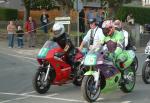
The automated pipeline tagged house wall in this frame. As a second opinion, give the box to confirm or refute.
[0,0,24,10]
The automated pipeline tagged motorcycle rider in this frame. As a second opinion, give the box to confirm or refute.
[79,18,105,51]
[113,20,129,49]
[101,20,135,72]
[51,22,77,77]
[113,19,136,50]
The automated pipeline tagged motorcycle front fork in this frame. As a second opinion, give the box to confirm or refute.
[44,64,50,81]
[93,69,100,89]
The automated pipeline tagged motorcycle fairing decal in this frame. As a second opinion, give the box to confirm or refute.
[97,64,120,78]
[37,48,50,58]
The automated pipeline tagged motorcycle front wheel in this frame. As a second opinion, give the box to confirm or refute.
[81,75,101,102]
[32,68,55,94]
[142,61,150,84]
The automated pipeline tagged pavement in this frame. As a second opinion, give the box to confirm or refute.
[0,40,40,59]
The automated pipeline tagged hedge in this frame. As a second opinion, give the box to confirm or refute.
[0,8,18,21]
[116,6,150,25]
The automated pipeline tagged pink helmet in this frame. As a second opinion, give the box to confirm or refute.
[102,20,114,28]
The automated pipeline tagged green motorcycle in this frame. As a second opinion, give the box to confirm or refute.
[81,47,136,102]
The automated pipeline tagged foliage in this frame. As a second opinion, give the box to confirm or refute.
[0,8,18,20]
[101,0,131,7]
[116,6,150,25]
[31,0,56,10]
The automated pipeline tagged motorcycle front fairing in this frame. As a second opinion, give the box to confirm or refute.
[37,40,65,65]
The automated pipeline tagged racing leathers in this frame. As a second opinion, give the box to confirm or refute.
[101,30,135,71]
[52,32,76,67]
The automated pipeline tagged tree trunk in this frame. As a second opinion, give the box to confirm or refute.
[24,7,30,22]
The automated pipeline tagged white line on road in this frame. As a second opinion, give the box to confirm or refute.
[121,101,132,103]
[0,92,85,103]
[0,96,29,103]
[21,91,36,95]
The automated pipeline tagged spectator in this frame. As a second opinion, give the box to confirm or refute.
[79,9,85,33]
[96,8,104,28]
[127,13,134,25]
[25,17,37,48]
[16,26,24,48]
[40,10,49,33]
[7,21,16,48]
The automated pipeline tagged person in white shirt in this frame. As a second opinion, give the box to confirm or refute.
[114,20,129,48]
[79,18,105,50]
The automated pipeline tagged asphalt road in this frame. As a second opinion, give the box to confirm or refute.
[0,44,150,103]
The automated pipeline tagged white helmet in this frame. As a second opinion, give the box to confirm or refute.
[52,22,65,38]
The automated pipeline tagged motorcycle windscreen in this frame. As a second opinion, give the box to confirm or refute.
[37,40,59,58]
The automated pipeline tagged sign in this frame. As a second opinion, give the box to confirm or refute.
[55,17,71,24]
[55,21,70,24]
[55,17,71,21]
[55,16,71,34]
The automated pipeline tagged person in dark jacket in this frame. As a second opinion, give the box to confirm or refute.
[40,11,49,33]
[16,26,24,48]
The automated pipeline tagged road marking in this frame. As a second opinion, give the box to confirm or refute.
[21,91,36,95]
[0,96,29,103]
[97,97,104,100]
[0,92,85,103]
[121,101,132,103]
[46,93,59,97]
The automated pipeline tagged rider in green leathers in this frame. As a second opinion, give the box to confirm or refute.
[101,20,135,71]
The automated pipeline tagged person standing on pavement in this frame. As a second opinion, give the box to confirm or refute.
[25,16,37,48]
[16,26,24,48]
[7,21,16,48]
[40,10,49,34]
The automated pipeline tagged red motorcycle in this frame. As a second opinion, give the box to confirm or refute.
[33,40,84,94]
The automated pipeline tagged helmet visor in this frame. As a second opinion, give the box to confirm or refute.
[53,29,62,36]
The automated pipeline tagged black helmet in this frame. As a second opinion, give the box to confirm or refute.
[88,18,96,24]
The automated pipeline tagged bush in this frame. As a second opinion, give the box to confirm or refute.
[0,8,18,21]
[116,6,150,25]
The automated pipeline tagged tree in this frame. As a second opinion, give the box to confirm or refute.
[56,0,75,16]
[23,0,31,21]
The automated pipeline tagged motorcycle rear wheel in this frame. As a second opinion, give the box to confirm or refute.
[142,61,150,84]
[33,68,54,94]
[81,75,101,102]
[120,65,136,93]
